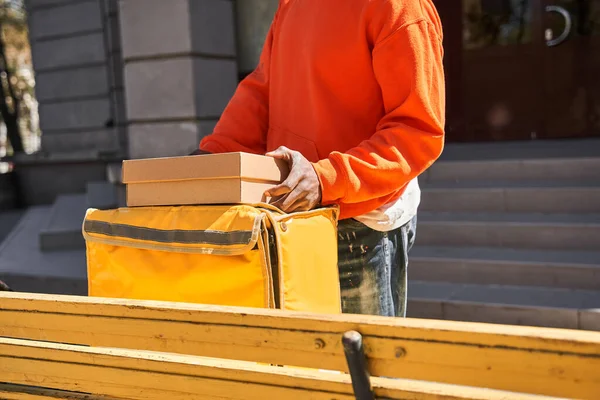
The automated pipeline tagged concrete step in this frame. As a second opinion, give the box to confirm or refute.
[421,157,600,184]
[410,246,600,290]
[13,153,107,206]
[407,280,600,331]
[0,211,25,245]
[86,181,118,209]
[106,162,123,184]
[0,206,87,295]
[39,194,88,252]
[420,181,600,213]
[418,212,600,251]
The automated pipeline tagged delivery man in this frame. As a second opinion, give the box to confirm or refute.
[195,0,445,317]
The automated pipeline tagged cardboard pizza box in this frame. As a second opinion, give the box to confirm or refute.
[122,153,289,207]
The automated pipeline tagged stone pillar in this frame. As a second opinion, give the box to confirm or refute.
[119,0,238,159]
[235,0,278,76]
[102,0,127,153]
[26,0,124,155]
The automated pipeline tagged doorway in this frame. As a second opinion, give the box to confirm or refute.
[436,0,600,142]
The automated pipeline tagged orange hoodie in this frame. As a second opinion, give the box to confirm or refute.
[200,0,445,220]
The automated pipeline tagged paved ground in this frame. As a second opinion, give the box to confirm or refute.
[0,210,24,244]
[0,207,86,295]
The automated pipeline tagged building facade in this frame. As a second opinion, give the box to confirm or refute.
[25,0,279,163]
[438,0,600,142]
[25,0,600,163]
[5,0,599,328]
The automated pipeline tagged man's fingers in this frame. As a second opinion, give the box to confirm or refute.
[269,192,306,213]
[269,192,289,209]
[278,186,306,212]
[266,171,300,197]
[265,147,297,197]
[269,182,319,213]
[265,146,293,160]
[266,166,302,197]
[268,184,305,212]
[267,182,294,198]
[285,198,311,213]
[264,148,319,212]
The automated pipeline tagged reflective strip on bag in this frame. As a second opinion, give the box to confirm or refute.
[83,208,264,256]
[84,220,254,246]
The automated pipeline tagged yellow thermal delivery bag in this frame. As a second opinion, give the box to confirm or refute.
[83,204,341,314]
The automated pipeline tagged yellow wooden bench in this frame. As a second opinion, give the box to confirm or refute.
[1,292,599,399]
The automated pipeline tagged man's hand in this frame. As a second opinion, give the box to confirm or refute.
[265,146,322,213]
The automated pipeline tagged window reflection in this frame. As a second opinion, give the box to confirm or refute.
[463,0,533,49]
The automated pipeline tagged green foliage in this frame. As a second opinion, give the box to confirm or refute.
[0,0,39,157]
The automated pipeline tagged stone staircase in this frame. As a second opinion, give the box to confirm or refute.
[408,154,600,331]
[3,140,600,330]
[0,162,124,294]
[38,163,125,253]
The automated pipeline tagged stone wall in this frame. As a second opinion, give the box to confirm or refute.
[119,0,238,159]
[26,0,275,160]
[103,0,127,153]
[26,0,125,155]
[235,0,278,76]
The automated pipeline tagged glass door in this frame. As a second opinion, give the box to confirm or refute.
[541,0,600,138]
[439,0,600,141]
[460,0,545,141]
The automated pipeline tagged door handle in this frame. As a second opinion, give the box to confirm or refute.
[545,5,572,47]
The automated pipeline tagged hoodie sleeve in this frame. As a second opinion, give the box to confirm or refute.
[199,9,280,154]
[312,19,445,206]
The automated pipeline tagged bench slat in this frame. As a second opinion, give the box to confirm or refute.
[0,383,118,400]
[1,293,599,398]
[0,338,549,400]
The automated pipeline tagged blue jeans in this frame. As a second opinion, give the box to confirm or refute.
[337,216,417,317]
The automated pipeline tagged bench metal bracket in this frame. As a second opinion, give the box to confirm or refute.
[342,330,375,400]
